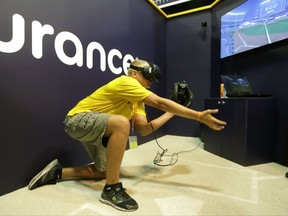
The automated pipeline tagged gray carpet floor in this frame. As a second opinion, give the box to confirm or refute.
[1,135,287,215]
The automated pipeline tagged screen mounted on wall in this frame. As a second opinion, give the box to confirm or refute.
[220,0,288,59]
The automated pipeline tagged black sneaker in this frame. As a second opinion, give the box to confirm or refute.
[100,182,138,212]
[28,159,62,190]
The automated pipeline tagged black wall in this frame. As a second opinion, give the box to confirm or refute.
[0,0,166,195]
[165,0,288,166]
[210,0,288,166]
[165,11,212,137]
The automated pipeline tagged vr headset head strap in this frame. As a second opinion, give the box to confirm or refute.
[129,62,161,83]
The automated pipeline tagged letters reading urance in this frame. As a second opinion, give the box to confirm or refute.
[0,14,134,75]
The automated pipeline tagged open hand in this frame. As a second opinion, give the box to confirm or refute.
[198,109,227,130]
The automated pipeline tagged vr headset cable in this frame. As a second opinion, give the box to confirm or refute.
[149,119,202,167]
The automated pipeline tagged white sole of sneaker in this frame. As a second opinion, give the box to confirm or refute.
[99,196,138,212]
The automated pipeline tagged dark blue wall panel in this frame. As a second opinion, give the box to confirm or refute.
[211,0,288,166]
[166,11,212,136]
[0,0,166,195]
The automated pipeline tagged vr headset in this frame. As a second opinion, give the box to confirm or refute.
[129,62,161,83]
[170,81,194,107]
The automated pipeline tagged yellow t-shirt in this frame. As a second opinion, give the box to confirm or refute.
[67,76,153,120]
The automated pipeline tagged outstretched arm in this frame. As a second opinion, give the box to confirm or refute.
[143,93,227,131]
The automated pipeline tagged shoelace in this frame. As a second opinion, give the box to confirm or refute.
[115,187,129,199]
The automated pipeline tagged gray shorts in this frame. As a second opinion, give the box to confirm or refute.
[63,112,112,172]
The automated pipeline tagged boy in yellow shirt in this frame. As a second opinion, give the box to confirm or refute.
[28,58,226,212]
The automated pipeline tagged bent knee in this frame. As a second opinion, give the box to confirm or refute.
[112,115,130,129]
[106,115,130,135]
[88,165,106,179]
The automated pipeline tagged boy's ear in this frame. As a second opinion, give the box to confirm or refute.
[131,70,137,78]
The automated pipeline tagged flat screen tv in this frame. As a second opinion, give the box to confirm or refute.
[220,0,288,59]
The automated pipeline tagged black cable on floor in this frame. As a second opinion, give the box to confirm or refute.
[148,118,202,167]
